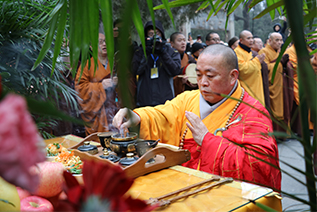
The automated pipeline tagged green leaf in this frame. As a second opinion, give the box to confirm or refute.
[132,1,146,57]
[88,0,99,76]
[254,1,284,19]
[249,200,279,212]
[51,0,67,76]
[161,0,175,29]
[196,1,210,12]
[228,0,243,16]
[32,4,60,70]
[100,0,114,74]
[249,0,263,8]
[154,0,204,10]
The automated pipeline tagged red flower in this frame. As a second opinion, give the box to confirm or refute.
[61,160,157,212]
[0,94,46,192]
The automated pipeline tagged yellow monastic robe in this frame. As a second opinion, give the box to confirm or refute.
[285,44,299,104]
[75,58,116,135]
[234,45,265,105]
[134,83,243,146]
[259,44,284,119]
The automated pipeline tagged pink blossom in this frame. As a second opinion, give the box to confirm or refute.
[0,94,45,192]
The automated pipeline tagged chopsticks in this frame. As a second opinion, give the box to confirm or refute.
[147,176,233,207]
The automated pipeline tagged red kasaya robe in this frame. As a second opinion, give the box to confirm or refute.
[134,82,281,190]
[75,58,118,135]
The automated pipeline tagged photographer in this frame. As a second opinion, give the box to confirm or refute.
[132,20,181,107]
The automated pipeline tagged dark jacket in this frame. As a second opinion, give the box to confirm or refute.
[273,21,287,42]
[132,21,181,107]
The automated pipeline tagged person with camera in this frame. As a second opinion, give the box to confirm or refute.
[132,20,181,107]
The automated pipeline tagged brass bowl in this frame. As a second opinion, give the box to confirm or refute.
[109,132,139,157]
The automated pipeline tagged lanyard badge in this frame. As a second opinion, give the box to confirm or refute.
[150,54,159,79]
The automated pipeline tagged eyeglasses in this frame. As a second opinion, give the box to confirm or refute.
[99,39,106,45]
[211,38,220,42]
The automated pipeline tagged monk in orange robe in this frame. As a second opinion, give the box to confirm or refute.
[75,33,118,135]
[259,33,289,132]
[234,30,266,105]
[113,44,281,191]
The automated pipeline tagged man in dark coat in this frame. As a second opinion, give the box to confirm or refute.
[132,20,181,107]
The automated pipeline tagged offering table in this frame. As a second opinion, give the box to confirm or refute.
[45,134,282,211]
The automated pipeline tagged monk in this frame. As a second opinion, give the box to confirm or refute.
[234,30,266,105]
[170,32,197,96]
[113,44,281,190]
[259,32,289,132]
[75,32,118,135]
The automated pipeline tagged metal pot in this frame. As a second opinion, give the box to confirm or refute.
[110,132,138,157]
[134,139,159,157]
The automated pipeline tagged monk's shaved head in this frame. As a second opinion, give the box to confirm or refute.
[239,30,252,39]
[269,32,282,40]
[200,44,238,71]
[269,32,283,51]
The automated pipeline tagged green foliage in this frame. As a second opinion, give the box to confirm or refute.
[0,0,81,137]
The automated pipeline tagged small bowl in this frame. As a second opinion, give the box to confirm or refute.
[135,139,159,157]
[97,132,115,149]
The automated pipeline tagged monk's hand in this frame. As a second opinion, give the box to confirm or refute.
[185,111,209,146]
[112,76,118,86]
[112,108,141,131]
[256,53,265,63]
[102,78,113,89]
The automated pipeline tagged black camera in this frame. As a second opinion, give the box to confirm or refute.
[146,35,166,51]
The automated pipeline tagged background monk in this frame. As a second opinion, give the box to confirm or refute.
[234,30,266,105]
[75,32,118,135]
[113,44,281,190]
[259,32,289,133]
[170,32,197,97]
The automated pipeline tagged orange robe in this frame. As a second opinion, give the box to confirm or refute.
[134,83,281,190]
[75,58,117,135]
[235,45,265,105]
[285,44,316,130]
[259,44,284,120]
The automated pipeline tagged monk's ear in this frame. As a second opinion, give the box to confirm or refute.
[229,69,239,85]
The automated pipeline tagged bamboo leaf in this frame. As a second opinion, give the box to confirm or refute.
[51,0,67,76]
[196,1,210,13]
[215,0,229,16]
[88,0,99,75]
[80,0,90,76]
[132,1,146,57]
[100,0,114,74]
[265,0,275,20]
[154,0,204,10]
[32,6,59,70]
[161,0,175,29]
[228,0,243,16]
[254,1,283,19]
[249,0,262,8]
[249,200,279,212]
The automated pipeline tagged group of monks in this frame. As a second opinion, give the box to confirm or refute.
[234,29,317,138]
[74,22,317,192]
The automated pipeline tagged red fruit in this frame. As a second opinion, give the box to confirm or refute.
[32,162,65,198]
[16,186,31,200]
[20,196,53,212]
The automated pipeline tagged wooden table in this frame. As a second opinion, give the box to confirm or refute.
[45,135,282,212]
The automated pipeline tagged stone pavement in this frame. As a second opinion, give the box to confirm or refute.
[278,139,311,211]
